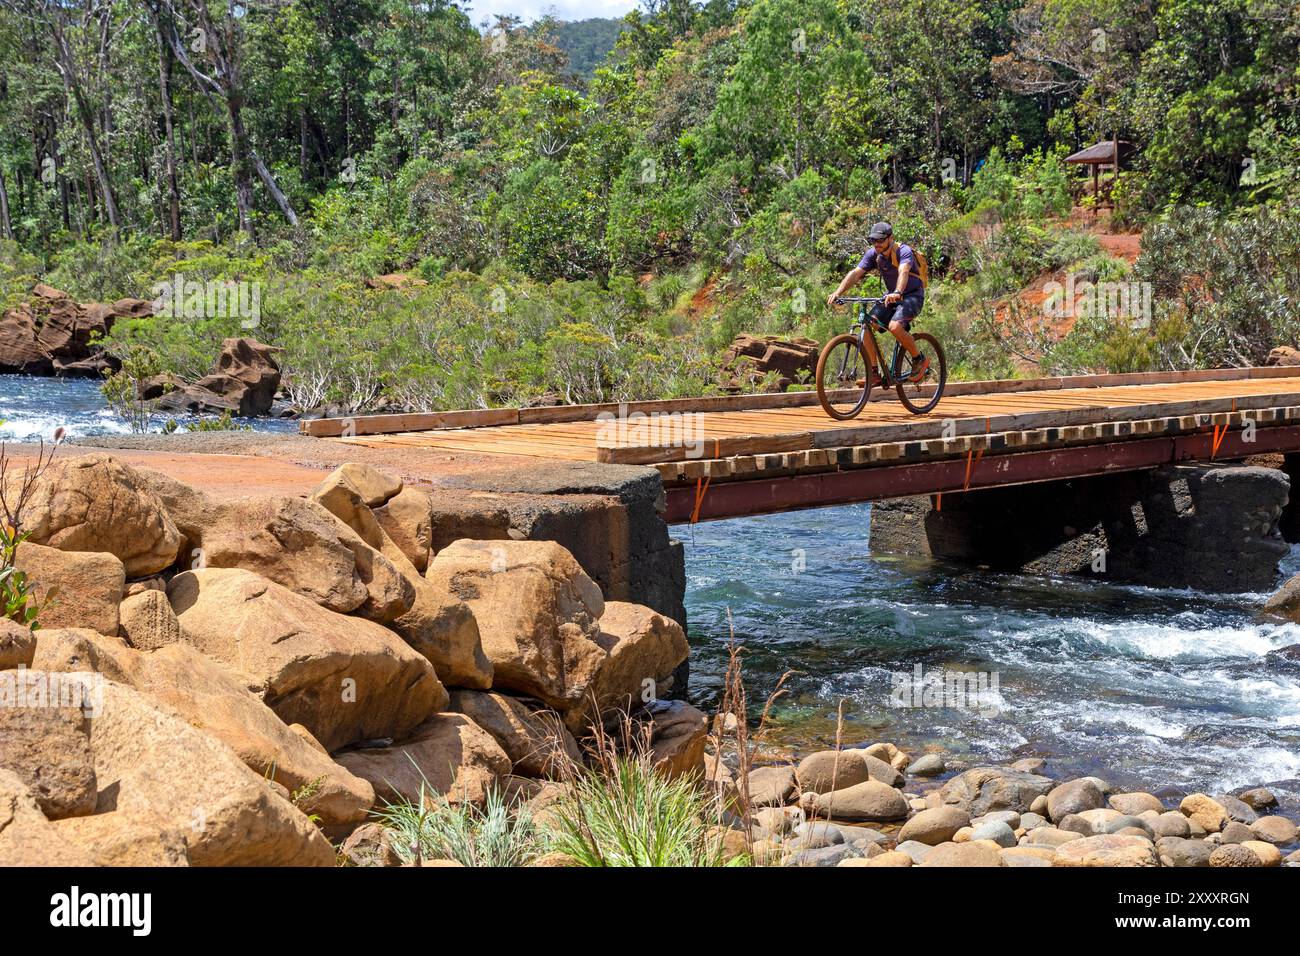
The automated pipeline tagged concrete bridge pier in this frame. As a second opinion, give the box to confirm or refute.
[869,462,1292,593]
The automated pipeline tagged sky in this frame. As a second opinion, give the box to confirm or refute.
[461,0,640,28]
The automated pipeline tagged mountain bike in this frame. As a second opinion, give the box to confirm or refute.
[815,296,947,419]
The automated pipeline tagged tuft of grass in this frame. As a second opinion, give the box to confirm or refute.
[547,718,741,867]
[370,783,545,867]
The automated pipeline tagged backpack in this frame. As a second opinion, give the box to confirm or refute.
[886,242,929,288]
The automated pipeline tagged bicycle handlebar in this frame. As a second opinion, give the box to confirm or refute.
[833,296,885,305]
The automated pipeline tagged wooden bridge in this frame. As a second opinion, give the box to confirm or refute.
[302,367,1300,523]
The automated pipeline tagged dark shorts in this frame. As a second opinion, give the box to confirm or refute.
[870,291,925,330]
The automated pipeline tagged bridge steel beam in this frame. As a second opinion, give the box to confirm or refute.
[664,424,1300,524]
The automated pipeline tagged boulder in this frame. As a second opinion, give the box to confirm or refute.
[908,753,945,776]
[312,467,492,688]
[337,713,511,807]
[33,628,375,827]
[0,620,35,669]
[52,814,189,866]
[0,681,97,819]
[374,486,434,571]
[0,769,95,866]
[1208,844,1262,867]
[1156,836,1212,867]
[1109,791,1164,816]
[1150,811,1191,838]
[940,766,1055,816]
[0,308,52,374]
[339,822,403,867]
[1237,787,1276,810]
[1250,815,1298,845]
[897,806,971,846]
[1053,833,1158,867]
[168,568,445,750]
[811,780,909,822]
[138,468,410,620]
[50,674,334,865]
[572,600,690,728]
[117,589,182,650]
[12,544,124,636]
[426,539,606,712]
[17,455,181,576]
[448,689,580,779]
[647,700,708,779]
[1240,840,1282,866]
[194,337,282,417]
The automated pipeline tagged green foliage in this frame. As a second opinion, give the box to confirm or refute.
[548,754,739,867]
[371,785,546,868]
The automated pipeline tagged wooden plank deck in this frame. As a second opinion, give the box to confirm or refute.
[327,372,1300,467]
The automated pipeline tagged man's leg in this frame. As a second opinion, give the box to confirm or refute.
[888,317,920,358]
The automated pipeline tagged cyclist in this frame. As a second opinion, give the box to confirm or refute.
[825,221,929,384]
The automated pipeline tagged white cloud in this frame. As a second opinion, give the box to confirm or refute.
[463,0,640,28]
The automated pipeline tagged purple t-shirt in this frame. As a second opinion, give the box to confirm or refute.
[858,242,924,295]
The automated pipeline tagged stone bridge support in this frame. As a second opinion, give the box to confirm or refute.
[869,462,1292,592]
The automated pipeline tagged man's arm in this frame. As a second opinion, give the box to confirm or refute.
[827,267,866,308]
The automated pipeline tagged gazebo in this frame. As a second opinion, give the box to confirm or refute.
[1065,138,1136,209]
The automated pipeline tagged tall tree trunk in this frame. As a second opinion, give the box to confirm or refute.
[51,24,121,228]
[156,24,182,240]
[0,164,13,241]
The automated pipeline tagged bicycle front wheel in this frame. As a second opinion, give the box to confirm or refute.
[895,332,947,415]
[816,333,873,420]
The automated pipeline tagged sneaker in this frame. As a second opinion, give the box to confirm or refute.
[907,355,930,383]
[855,371,884,388]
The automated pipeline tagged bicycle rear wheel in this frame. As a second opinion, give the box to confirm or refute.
[894,332,947,415]
[816,333,873,420]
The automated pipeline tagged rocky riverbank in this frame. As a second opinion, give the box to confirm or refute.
[724,746,1300,867]
[0,452,697,866]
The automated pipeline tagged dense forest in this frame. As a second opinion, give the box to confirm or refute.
[550,16,627,77]
[0,0,1297,416]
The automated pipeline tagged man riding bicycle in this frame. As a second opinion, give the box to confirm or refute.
[825,221,929,384]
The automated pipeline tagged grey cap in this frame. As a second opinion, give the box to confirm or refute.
[868,221,893,240]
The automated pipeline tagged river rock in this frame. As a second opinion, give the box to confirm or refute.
[1156,836,1212,867]
[919,841,1004,867]
[32,628,375,827]
[17,455,181,577]
[62,674,332,865]
[1060,808,1121,835]
[1052,834,1158,867]
[897,806,970,846]
[971,820,1018,848]
[1237,787,1277,810]
[1241,840,1283,866]
[907,753,945,776]
[448,689,579,779]
[1219,821,1254,844]
[1150,811,1192,838]
[811,780,909,822]
[796,750,871,795]
[1020,811,1048,830]
[426,539,605,712]
[13,543,123,636]
[339,822,403,867]
[747,765,796,808]
[168,568,445,750]
[1249,815,1298,844]
[337,713,511,806]
[0,769,95,866]
[0,621,35,669]
[894,840,935,864]
[1001,847,1054,866]
[1047,778,1104,821]
[0,684,97,819]
[865,850,913,867]
[1104,814,1155,837]
[1213,793,1258,824]
[940,766,1055,816]
[1180,793,1229,832]
[1208,844,1262,867]
[1025,827,1084,848]
[1109,792,1164,816]
[753,805,803,838]
[374,486,434,571]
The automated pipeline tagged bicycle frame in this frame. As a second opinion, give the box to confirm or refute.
[834,296,910,386]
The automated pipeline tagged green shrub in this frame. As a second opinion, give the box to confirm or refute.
[370,784,546,867]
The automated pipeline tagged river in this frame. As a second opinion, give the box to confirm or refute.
[675,504,1300,810]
